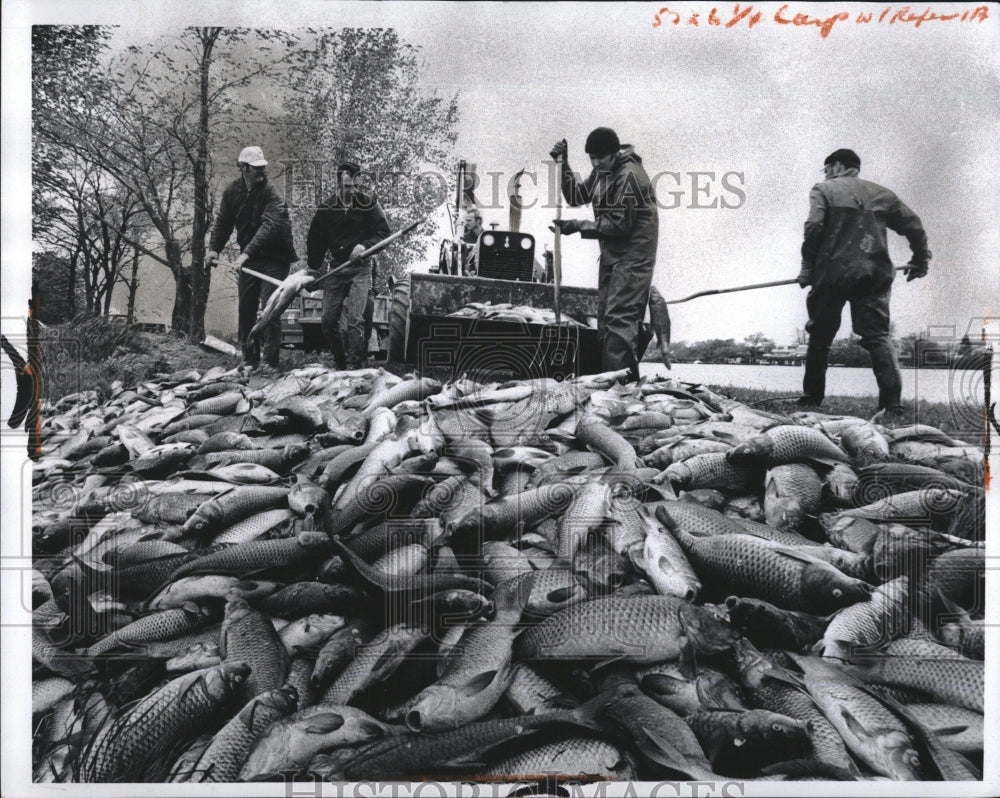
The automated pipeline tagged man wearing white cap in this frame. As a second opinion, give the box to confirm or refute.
[207,146,298,371]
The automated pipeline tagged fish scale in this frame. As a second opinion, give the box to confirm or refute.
[763,463,822,532]
[661,452,762,491]
[192,445,309,474]
[405,575,532,732]
[667,516,872,614]
[734,644,857,776]
[31,366,990,783]
[331,703,603,780]
[838,422,890,468]
[190,685,298,782]
[86,605,215,658]
[905,704,984,755]
[319,623,427,706]
[727,425,849,467]
[822,577,908,660]
[220,599,289,699]
[77,662,249,782]
[788,654,921,780]
[169,532,328,581]
[181,486,289,536]
[481,733,635,779]
[854,651,983,712]
[518,594,737,665]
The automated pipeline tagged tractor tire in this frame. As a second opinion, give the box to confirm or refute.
[388,276,411,364]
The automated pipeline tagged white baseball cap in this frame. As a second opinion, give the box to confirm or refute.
[238,146,268,166]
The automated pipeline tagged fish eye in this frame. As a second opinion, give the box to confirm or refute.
[772,723,783,732]
[832,588,842,597]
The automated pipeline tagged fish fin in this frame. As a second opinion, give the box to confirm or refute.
[640,673,689,696]
[933,587,970,620]
[231,579,265,592]
[771,546,827,565]
[643,482,677,501]
[358,718,388,738]
[589,654,627,672]
[677,638,698,681]
[543,692,581,710]
[493,572,536,620]
[302,712,347,734]
[805,456,845,469]
[458,670,500,697]
[181,601,202,616]
[838,706,872,739]
[847,678,955,781]
[329,536,388,592]
[568,685,627,731]
[636,725,703,779]
[761,664,809,692]
[931,724,971,737]
[545,586,578,604]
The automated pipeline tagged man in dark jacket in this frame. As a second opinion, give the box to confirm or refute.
[551,128,659,381]
[797,148,931,421]
[307,162,391,370]
[207,146,298,371]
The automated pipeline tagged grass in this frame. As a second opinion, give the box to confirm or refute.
[35,319,982,440]
[41,317,238,404]
[706,384,983,439]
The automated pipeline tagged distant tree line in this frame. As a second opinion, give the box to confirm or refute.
[650,331,990,369]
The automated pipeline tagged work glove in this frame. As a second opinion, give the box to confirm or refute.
[349,244,367,262]
[549,139,568,162]
[234,252,250,269]
[904,262,928,282]
[551,218,584,236]
[796,270,812,289]
[205,250,219,268]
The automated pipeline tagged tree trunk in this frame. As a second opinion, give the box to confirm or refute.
[167,238,191,334]
[187,27,220,344]
[67,249,79,318]
[126,248,140,324]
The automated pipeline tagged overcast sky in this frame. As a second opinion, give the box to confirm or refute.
[4,0,999,347]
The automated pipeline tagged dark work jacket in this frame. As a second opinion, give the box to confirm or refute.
[560,145,659,265]
[801,175,930,295]
[306,190,391,271]
[209,177,298,264]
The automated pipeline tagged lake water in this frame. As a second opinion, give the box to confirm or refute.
[638,362,990,407]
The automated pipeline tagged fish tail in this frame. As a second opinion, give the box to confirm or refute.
[493,571,536,623]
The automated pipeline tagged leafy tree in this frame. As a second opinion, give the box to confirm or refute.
[32,25,114,316]
[31,253,83,324]
[828,335,870,367]
[742,332,775,363]
[282,28,460,287]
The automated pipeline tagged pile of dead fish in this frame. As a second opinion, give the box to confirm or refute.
[449,302,590,327]
[30,363,987,784]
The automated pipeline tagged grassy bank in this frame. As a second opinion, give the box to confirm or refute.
[707,384,982,439]
[35,318,980,439]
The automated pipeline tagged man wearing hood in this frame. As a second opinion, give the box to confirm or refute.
[306,162,391,370]
[207,146,298,372]
[551,128,659,381]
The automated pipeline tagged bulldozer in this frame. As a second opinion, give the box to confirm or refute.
[386,161,602,381]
